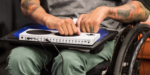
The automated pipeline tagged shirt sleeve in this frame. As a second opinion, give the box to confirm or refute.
[138,0,150,11]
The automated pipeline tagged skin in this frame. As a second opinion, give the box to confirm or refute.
[20,0,150,35]
[108,1,150,22]
[21,0,80,36]
[77,1,150,33]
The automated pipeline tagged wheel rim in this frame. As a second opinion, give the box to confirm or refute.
[120,28,150,75]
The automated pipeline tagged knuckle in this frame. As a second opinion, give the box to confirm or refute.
[56,22,61,25]
[86,20,91,25]
[93,20,99,24]
[67,18,72,21]
[56,22,62,27]
[82,20,86,25]
[60,20,65,24]
[66,19,72,23]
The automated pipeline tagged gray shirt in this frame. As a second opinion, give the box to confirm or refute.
[40,0,131,32]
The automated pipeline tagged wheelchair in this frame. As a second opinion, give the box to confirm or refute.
[85,23,150,75]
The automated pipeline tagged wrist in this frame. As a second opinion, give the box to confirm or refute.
[106,7,112,18]
[107,7,117,19]
[42,14,54,25]
[42,14,50,25]
[97,6,110,17]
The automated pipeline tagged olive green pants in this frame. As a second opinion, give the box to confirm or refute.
[6,40,115,75]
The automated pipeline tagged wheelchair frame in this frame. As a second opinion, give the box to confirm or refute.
[113,23,150,75]
[87,23,150,75]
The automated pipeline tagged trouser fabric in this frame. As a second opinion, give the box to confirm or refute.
[6,40,115,75]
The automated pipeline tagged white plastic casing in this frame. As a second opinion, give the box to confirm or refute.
[19,29,100,45]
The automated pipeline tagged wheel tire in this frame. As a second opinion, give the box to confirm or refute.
[114,24,150,75]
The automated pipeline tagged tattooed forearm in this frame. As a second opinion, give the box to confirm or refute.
[22,0,39,17]
[117,9,131,18]
[108,1,150,22]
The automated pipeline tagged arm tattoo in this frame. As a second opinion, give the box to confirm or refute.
[22,0,39,16]
[118,9,131,19]
[108,1,150,22]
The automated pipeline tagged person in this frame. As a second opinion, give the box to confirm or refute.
[6,0,150,75]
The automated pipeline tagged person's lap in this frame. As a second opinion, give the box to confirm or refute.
[5,46,52,75]
[6,40,115,75]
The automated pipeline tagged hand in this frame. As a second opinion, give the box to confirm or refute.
[77,6,109,33]
[44,16,80,35]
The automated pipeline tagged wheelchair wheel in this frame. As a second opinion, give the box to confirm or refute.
[114,24,150,75]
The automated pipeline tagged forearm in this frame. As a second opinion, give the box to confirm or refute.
[108,1,150,23]
[20,0,53,25]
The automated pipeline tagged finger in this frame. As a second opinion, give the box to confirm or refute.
[94,25,99,33]
[80,18,86,32]
[55,23,64,35]
[81,20,86,33]
[70,19,78,34]
[61,21,69,35]
[85,21,91,33]
[93,20,100,33]
[66,23,73,35]
[77,15,84,28]
[85,25,90,33]
[77,27,81,35]
[57,27,64,35]
[62,25,68,35]
[90,25,94,33]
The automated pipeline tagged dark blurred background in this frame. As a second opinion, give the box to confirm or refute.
[0,0,32,75]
